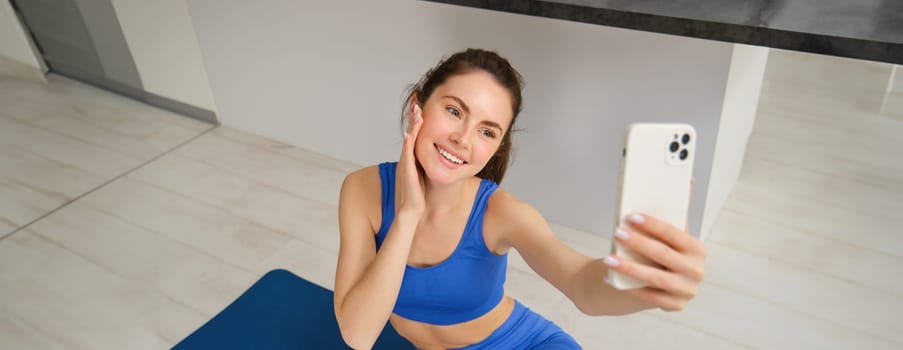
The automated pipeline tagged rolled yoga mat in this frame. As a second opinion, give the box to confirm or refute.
[172,269,415,349]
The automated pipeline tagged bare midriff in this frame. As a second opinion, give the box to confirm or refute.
[389,295,515,349]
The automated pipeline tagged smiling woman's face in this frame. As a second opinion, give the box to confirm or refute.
[413,70,514,185]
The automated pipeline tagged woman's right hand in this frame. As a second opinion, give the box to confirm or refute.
[397,104,426,219]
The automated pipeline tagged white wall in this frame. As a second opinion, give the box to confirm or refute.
[701,44,769,241]
[0,0,45,82]
[110,0,216,111]
[187,0,736,238]
[881,65,903,120]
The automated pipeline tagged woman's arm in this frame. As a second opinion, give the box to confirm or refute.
[334,105,426,349]
[494,191,706,316]
[333,171,419,349]
[492,193,650,315]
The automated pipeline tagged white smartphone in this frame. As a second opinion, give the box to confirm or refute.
[607,123,696,290]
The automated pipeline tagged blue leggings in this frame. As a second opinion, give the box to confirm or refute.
[456,301,581,349]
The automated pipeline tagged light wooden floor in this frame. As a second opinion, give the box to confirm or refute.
[1,50,901,349]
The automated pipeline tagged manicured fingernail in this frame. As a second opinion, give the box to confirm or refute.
[414,105,422,119]
[604,256,620,267]
[614,227,630,240]
[629,213,645,224]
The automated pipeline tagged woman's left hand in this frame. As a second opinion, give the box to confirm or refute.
[606,212,709,311]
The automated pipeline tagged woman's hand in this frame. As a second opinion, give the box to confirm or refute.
[397,104,426,219]
[605,212,709,311]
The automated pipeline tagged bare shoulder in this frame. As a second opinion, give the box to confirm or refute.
[487,187,544,222]
[343,164,379,186]
[484,187,547,253]
[342,164,387,199]
[340,165,382,233]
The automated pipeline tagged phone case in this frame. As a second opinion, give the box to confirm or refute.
[607,123,696,290]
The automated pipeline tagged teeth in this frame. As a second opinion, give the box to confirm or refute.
[438,147,464,164]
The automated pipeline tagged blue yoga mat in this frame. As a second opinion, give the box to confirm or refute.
[173,269,415,349]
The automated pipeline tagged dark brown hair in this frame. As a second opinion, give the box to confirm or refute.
[402,48,524,184]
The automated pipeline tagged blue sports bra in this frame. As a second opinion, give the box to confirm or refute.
[375,162,508,326]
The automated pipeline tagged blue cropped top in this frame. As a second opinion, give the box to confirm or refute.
[375,162,508,326]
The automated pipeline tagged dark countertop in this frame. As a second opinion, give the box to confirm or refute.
[423,0,903,65]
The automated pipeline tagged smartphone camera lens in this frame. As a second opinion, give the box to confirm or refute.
[682,133,691,145]
[669,141,680,152]
[679,149,688,160]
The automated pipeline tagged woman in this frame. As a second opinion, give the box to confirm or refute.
[334,49,708,349]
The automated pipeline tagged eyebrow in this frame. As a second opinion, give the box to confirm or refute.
[442,95,504,132]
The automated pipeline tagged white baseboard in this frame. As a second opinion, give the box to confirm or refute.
[0,55,46,83]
